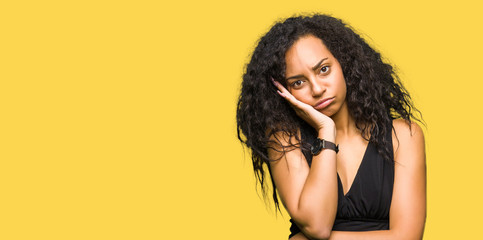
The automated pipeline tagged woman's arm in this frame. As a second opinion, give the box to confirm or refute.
[269,129,338,240]
[269,80,338,240]
[290,119,426,240]
[328,119,427,240]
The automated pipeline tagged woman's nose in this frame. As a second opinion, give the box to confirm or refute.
[311,79,325,97]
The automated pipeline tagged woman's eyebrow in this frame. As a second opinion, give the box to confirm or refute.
[285,57,329,81]
[311,57,329,71]
[285,74,304,81]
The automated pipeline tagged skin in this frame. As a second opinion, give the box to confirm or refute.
[269,35,426,240]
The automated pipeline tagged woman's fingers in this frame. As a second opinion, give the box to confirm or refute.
[271,78,287,92]
[271,78,305,109]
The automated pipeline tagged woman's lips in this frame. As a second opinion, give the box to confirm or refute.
[314,97,335,110]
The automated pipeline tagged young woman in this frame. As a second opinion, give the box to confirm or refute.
[236,14,426,239]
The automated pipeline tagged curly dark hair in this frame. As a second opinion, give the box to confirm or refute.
[236,13,423,215]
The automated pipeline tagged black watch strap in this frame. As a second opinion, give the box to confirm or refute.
[311,138,339,155]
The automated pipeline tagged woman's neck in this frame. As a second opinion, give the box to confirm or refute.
[331,101,359,139]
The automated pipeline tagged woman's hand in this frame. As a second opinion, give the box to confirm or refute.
[272,78,335,137]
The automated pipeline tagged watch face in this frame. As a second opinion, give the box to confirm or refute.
[311,139,322,155]
[310,145,316,154]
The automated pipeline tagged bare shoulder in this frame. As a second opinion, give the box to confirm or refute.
[392,118,424,136]
[266,129,304,162]
[391,118,426,165]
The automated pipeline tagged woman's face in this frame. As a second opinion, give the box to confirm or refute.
[284,35,347,117]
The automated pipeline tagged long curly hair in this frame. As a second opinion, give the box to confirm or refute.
[236,13,423,214]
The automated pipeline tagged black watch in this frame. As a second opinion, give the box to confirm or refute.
[311,138,339,155]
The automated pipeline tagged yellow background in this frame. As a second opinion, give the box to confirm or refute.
[1,0,482,239]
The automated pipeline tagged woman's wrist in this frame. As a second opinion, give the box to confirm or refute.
[317,126,336,142]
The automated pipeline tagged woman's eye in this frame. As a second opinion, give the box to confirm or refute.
[320,66,329,74]
[292,80,303,87]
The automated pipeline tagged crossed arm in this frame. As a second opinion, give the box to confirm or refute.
[277,119,426,240]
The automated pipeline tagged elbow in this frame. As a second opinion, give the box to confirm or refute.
[291,206,336,240]
[302,224,332,240]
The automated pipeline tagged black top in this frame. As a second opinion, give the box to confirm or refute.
[288,123,395,239]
